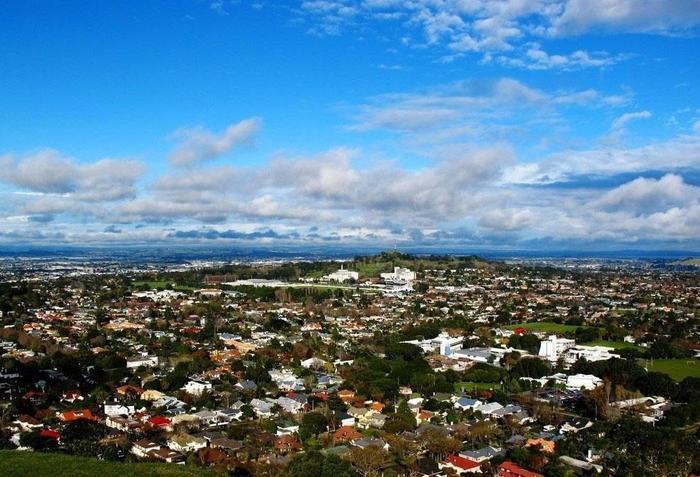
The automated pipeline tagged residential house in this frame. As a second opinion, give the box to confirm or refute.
[439,454,482,474]
[131,439,161,458]
[167,433,207,453]
[498,460,544,477]
[182,379,212,397]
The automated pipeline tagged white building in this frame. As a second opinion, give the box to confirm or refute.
[181,379,213,396]
[104,401,136,417]
[538,335,576,362]
[324,266,359,283]
[380,267,416,283]
[566,374,603,390]
[126,355,159,369]
[564,345,619,364]
[402,332,463,356]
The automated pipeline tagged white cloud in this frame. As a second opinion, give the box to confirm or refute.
[503,129,700,184]
[595,174,698,213]
[0,150,144,201]
[295,0,700,66]
[550,0,700,36]
[611,110,652,130]
[168,117,261,165]
[495,43,625,71]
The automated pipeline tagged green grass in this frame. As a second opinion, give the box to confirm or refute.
[131,280,196,292]
[454,381,500,392]
[505,322,589,333]
[0,451,218,477]
[583,340,643,350]
[642,359,700,381]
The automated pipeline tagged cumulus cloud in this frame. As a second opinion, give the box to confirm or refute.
[0,149,145,204]
[595,174,699,213]
[502,129,700,184]
[0,149,78,194]
[168,117,261,165]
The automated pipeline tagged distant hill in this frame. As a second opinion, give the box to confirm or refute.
[0,451,219,477]
[671,258,700,267]
[350,251,495,278]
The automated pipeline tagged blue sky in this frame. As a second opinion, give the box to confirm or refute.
[1,0,699,250]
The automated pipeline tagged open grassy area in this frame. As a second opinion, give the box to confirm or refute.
[583,340,643,350]
[643,359,700,381]
[455,381,501,392]
[131,280,197,292]
[505,322,589,334]
[0,451,218,477]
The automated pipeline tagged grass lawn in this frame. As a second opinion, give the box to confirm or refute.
[583,340,643,351]
[131,280,196,292]
[455,381,500,392]
[505,322,589,334]
[642,359,700,381]
[0,451,218,477]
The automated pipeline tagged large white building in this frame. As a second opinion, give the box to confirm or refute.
[380,267,416,283]
[563,345,620,364]
[402,332,463,356]
[324,266,359,282]
[538,335,576,362]
[126,355,159,369]
[566,373,603,390]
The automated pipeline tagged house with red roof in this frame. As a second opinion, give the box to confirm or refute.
[39,429,61,442]
[439,454,482,474]
[333,425,363,444]
[147,415,172,431]
[498,460,544,477]
[275,434,302,454]
[57,408,96,422]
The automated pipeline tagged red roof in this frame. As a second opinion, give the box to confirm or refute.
[499,460,544,477]
[148,416,171,426]
[59,409,96,422]
[445,454,481,471]
[40,429,60,440]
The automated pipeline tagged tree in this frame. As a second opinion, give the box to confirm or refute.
[299,412,329,441]
[512,358,550,379]
[283,450,357,477]
[349,446,390,477]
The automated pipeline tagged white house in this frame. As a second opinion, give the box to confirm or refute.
[181,379,213,397]
[167,433,207,453]
[104,400,136,417]
[131,439,161,458]
[301,357,327,369]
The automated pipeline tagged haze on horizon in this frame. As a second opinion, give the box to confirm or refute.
[1,1,699,252]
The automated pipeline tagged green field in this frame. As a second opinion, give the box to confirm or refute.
[643,359,700,381]
[583,340,642,350]
[455,381,500,392]
[131,280,197,292]
[505,322,589,334]
[0,451,218,477]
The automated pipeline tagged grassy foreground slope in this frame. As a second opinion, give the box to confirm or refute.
[0,451,218,477]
